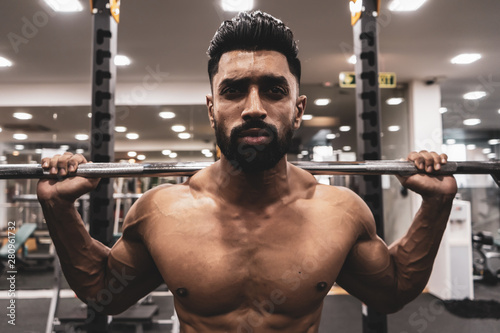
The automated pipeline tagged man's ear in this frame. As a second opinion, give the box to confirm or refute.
[293,95,307,130]
[206,94,215,128]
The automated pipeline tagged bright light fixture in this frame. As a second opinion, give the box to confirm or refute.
[302,114,313,120]
[202,149,211,155]
[76,149,85,154]
[15,145,24,150]
[463,118,481,126]
[463,91,487,100]
[389,0,427,12]
[169,152,178,158]
[137,154,146,161]
[446,139,456,145]
[162,149,172,156]
[314,98,331,106]
[326,134,336,140]
[159,111,176,119]
[204,152,213,158]
[498,109,500,114]
[12,151,20,157]
[439,107,448,114]
[386,97,404,105]
[178,133,191,139]
[0,57,13,67]
[171,125,186,133]
[126,133,139,140]
[348,55,357,64]
[60,145,70,151]
[114,55,131,66]
[35,149,43,154]
[339,126,351,132]
[488,139,500,145]
[0,127,2,132]
[13,133,28,140]
[487,153,497,159]
[221,0,254,12]
[127,151,137,157]
[451,53,481,65]
[44,0,83,12]
[482,148,492,154]
[466,144,476,150]
[343,146,352,152]
[115,126,127,132]
[75,134,89,141]
[388,125,400,132]
[88,113,92,118]
[13,112,32,120]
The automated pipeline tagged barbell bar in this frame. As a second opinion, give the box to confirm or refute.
[0,160,499,186]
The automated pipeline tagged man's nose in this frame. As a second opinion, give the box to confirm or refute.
[241,86,267,121]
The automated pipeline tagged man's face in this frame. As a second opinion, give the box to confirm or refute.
[206,50,306,173]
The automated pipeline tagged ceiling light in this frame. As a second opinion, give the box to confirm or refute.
[221,0,253,12]
[178,133,191,139]
[343,146,352,152]
[487,153,497,159]
[314,98,331,106]
[59,145,70,151]
[127,151,137,157]
[446,139,456,145]
[0,57,13,67]
[0,127,2,132]
[482,148,492,154]
[388,125,400,132]
[13,133,27,140]
[76,149,85,154]
[488,139,500,145]
[451,53,482,65]
[388,0,427,12]
[137,154,146,161]
[35,149,43,154]
[126,133,139,140]
[498,109,500,114]
[75,134,88,141]
[12,151,20,157]
[301,150,309,156]
[115,126,127,132]
[463,118,481,126]
[466,144,476,150]
[169,152,177,158]
[439,107,448,114]
[162,149,172,156]
[386,97,404,105]
[302,114,313,120]
[159,111,176,119]
[88,113,92,118]
[171,125,186,132]
[15,145,24,150]
[13,112,32,120]
[348,55,357,64]
[326,134,336,140]
[44,0,83,12]
[204,152,213,158]
[463,91,487,100]
[202,149,211,155]
[339,126,351,132]
[114,55,131,66]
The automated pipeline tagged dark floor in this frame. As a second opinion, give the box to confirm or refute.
[1,266,499,333]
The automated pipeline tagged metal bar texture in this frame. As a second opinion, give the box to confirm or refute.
[0,161,498,179]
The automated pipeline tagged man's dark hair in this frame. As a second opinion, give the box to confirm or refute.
[207,11,301,90]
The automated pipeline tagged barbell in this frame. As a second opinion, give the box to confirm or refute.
[0,160,499,186]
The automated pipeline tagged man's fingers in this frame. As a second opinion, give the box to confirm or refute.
[408,150,446,173]
[42,153,88,176]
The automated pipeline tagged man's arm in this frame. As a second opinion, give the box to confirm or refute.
[336,151,457,313]
[37,153,164,314]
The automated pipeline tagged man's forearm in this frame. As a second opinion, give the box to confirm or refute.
[389,194,455,302]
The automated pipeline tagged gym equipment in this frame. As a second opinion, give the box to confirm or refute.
[0,160,498,185]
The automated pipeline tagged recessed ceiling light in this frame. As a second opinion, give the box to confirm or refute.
[75,134,88,141]
[388,125,400,132]
[204,152,213,158]
[114,55,131,66]
[463,91,487,100]
[389,0,427,12]
[301,150,309,156]
[137,154,146,161]
[127,151,137,157]
[44,0,83,12]
[488,139,500,145]
[60,145,70,151]
[162,149,172,156]
[466,144,476,150]
[178,133,191,139]
[348,55,357,64]
[115,126,127,132]
[12,151,20,157]
[76,149,85,154]
[169,152,178,158]
[13,133,27,140]
[126,133,139,140]
[446,139,456,145]
[487,153,497,159]
[451,53,482,65]
[302,114,313,120]
[201,149,211,155]
[35,149,43,154]
[159,111,176,119]
[339,126,351,132]
[15,145,24,150]
[171,125,186,132]
[326,134,336,140]
[221,0,253,12]
[498,109,500,114]
[88,113,92,118]
[0,127,3,132]
[386,97,404,105]
[0,57,13,67]
[13,112,32,120]
[343,146,352,152]
[482,148,492,154]
[463,118,481,126]
[439,107,448,114]
[314,98,331,106]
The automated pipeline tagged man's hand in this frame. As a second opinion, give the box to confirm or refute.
[397,150,457,199]
[37,152,100,204]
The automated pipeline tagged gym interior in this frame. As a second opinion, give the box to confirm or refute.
[1,1,499,332]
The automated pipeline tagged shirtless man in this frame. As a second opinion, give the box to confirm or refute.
[37,11,457,333]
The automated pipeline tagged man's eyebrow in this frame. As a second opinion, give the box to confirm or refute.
[218,77,250,90]
[258,75,290,87]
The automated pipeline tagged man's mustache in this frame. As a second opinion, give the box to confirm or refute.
[230,121,278,139]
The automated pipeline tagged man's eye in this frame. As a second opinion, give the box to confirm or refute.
[221,87,240,95]
[269,86,287,95]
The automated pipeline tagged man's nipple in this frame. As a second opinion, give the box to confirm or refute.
[176,287,189,297]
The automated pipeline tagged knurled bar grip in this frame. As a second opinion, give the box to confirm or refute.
[0,161,498,180]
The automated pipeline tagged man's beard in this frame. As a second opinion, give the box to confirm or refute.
[214,118,294,173]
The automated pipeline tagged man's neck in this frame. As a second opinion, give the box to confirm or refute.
[212,156,291,207]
